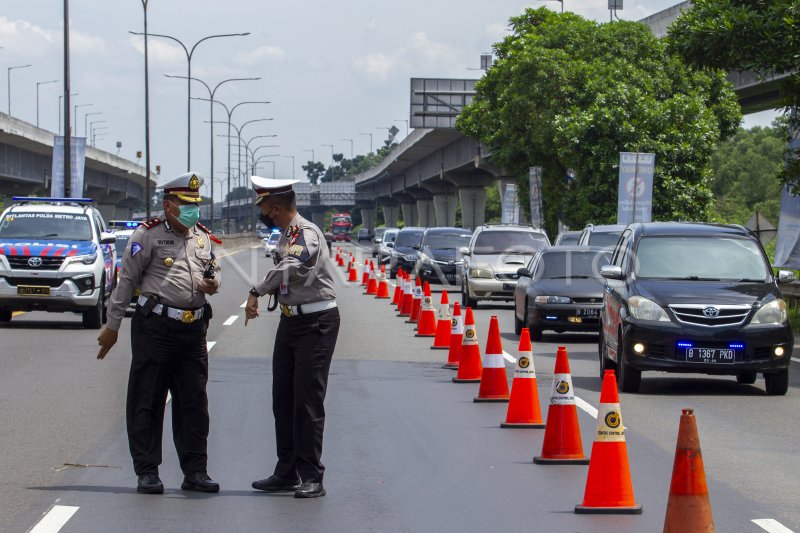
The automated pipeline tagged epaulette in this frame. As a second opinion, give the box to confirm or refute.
[141,217,162,229]
[196,222,223,245]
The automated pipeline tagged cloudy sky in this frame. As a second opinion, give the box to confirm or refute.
[1,0,777,201]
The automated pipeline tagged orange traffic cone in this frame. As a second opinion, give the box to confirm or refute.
[415,282,437,337]
[534,346,589,465]
[394,271,406,309]
[399,274,414,317]
[376,265,390,299]
[575,370,641,514]
[391,276,402,305]
[663,409,714,531]
[443,302,463,369]
[501,328,545,428]
[347,260,358,282]
[474,316,510,402]
[361,259,370,287]
[431,291,452,350]
[453,307,482,383]
[366,262,378,295]
[407,276,423,323]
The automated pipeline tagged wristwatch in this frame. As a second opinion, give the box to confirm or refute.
[249,287,260,298]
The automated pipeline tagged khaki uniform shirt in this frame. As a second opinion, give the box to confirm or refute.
[106,218,216,331]
[254,213,336,306]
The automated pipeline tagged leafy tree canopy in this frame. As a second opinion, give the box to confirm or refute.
[667,0,800,191]
[457,8,741,236]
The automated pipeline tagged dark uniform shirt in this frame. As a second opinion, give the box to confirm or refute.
[254,213,336,305]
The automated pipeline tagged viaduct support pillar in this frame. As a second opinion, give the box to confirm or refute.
[401,201,418,227]
[432,194,457,227]
[458,187,488,230]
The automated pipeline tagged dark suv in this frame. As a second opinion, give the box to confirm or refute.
[599,222,794,394]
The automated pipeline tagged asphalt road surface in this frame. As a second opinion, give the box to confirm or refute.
[2,240,798,532]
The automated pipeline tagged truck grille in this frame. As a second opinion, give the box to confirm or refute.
[668,304,751,327]
[7,256,65,270]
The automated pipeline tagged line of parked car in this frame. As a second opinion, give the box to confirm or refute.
[363,221,795,395]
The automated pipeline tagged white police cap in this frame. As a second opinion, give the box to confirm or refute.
[250,176,299,205]
[156,172,204,203]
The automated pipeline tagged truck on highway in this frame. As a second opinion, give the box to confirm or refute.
[331,212,352,242]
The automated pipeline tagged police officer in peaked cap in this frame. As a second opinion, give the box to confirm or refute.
[245,176,340,498]
[97,172,222,495]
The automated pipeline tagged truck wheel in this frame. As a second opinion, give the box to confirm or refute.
[83,280,105,329]
[0,308,12,322]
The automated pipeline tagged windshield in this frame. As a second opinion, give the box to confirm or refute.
[0,212,92,241]
[383,231,398,243]
[331,216,351,225]
[634,236,770,281]
[395,230,424,247]
[423,231,472,250]
[374,228,387,239]
[473,231,548,255]
[114,234,131,256]
[268,233,281,244]
[557,233,580,245]
[533,250,610,279]
[588,231,622,248]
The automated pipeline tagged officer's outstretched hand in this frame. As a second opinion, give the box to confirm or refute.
[245,294,259,325]
[198,278,219,295]
[97,327,118,360]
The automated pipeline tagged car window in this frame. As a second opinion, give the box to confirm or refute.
[395,230,424,247]
[114,234,131,256]
[633,236,769,281]
[0,212,92,241]
[473,230,547,254]
[383,231,398,243]
[612,230,631,267]
[532,250,610,279]
[588,231,622,248]
[268,233,281,244]
[422,232,472,249]
[374,228,387,239]
[557,233,580,245]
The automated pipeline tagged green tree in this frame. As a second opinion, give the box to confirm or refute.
[225,186,251,202]
[457,8,741,236]
[667,0,800,192]
[302,161,326,185]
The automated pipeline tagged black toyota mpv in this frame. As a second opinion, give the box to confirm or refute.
[599,222,795,395]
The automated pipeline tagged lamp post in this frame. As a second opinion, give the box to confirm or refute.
[224,121,274,229]
[91,126,109,147]
[89,120,107,147]
[36,80,58,128]
[134,0,153,217]
[321,143,334,181]
[304,149,315,162]
[130,30,251,170]
[284,155,295,180]
[73,103,92,137]
[8,64,32,116]
[166,74,259,229]
[340,138,353,158]
[83,111,102,137]
[358,132,373,154]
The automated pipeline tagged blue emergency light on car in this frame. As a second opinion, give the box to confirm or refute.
[12,196,94,203]
[676,341,694,348]
[729,343,745,350]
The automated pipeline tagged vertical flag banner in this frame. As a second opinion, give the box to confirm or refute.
[529,166,543,227]
[51,136,88,198]
[617,152,654,225]
[501,182,519,224]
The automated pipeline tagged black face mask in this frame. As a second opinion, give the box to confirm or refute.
[259,213,274,228]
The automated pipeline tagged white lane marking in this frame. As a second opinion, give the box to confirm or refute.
[502,350,517,364]
[574,396,599,419]
[166,391,172,404]
[207,341,216,352]
[30,504,79,533]
[753,519,795,533]
[240,300,248,308]
[223,315,238,326]
[791,357,800,364]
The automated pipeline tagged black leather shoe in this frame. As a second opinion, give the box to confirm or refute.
[137,473,164,494]
[294,481,325,498]
[181,472,220,493]
[252,475,301,493]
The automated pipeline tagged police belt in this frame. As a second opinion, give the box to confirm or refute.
[137,295,204,323]
[279,300,337,318]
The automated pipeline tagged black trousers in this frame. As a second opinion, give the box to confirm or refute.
[272,307,340,483]
[127,310,209,476]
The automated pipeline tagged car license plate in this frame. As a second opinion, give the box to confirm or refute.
[502,282,516,290]
[445,273,455,282]
[684,347,736,364]
[576,308,599,318]
[18,285,50,296]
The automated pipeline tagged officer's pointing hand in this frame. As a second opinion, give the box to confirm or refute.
[97,327,118,360]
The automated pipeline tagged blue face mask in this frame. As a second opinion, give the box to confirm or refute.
[172,203,200,228]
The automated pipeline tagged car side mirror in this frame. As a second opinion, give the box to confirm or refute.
[600,264,624,280]
[386,242,394,248]
[517,267,531,278]
[459,247,470,256]
[777,270,796,284]
[100,232,117,245]
[412,244,421,250]
[375,238,382,243]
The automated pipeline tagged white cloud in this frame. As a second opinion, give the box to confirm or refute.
[128,36,186,66]
[352,53,397,82]
[351,32,462,84]
[235,45,286,67]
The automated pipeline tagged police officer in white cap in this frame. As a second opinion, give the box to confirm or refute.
[97,172,222,495]
[245,176,340,498]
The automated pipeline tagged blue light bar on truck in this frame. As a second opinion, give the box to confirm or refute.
[12,197,94,203]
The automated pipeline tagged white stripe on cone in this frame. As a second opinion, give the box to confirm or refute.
[482,352,506,369]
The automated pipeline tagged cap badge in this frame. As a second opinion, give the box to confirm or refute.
[189,175,200,190]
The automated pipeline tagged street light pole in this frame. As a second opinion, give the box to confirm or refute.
[8,64,32,116]
[84,111,102,137]
[284,155,295,180]
[340,138,353,158]
[165,74,259,229]
[63,0,71,196]
[359,132,373,154]
[36,80,58,128]
[130,30,251,171]
[322,143,334,180]
[73,103,92,136]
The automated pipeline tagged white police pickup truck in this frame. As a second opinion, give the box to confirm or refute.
[0,197,117,328]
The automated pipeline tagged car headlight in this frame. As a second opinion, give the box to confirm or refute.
[535,295,572,304]
[69,252,98,265]
[628,296,670,321]
[752,299,788,324]
[469,267,493,279]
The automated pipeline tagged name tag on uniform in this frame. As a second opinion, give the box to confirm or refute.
[279,283,288,295]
